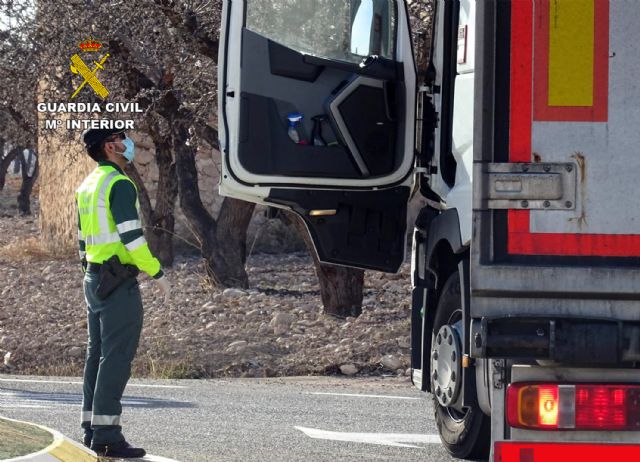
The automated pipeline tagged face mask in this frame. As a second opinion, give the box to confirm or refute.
[120,137,136,163]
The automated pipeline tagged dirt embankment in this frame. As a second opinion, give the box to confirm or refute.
[0,183,413,379]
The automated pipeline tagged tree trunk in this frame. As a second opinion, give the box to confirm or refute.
[149,131,178,265]
[172,120,254,288]
[0,146,21,191]
[216,197,256,269]
[17,149,38,215]
[126,126,178,267]
[288,212,365,318]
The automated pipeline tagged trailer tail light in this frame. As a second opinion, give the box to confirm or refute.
[506,383,640,430]
[495,442,640,461]
[536,385,559,427]
[575,385,628,429]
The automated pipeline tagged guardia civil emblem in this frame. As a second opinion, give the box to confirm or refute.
[69,38,110,99]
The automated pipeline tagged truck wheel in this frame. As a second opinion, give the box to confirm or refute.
[431,271,490,460]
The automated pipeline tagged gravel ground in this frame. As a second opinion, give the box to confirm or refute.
[0,180,413,379]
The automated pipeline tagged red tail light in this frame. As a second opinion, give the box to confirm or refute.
[575,385,628,429]
[507,383,640,430]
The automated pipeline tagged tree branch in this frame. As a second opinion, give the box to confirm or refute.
[151,0,219,61]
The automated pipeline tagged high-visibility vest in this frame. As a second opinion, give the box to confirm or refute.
[76,164,149,270]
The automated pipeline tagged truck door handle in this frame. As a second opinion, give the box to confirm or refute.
[359,55,380,69]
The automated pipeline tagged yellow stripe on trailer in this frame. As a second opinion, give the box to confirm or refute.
[547,0,595,107]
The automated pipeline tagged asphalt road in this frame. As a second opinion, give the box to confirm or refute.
[0,375,476,462]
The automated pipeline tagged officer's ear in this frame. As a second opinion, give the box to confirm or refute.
[102,139,115,156]
[96,141,109,162]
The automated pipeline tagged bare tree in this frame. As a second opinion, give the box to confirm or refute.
[0,2,39,211]
[0,146,22,191]
[1,0,436,296]
[287,213,364,318]
[125,117,178,266]
[17,148,37,215]
[0,0,254,284]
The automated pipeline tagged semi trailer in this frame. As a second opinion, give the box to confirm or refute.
[217,1,640,459]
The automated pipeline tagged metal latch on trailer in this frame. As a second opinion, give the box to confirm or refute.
[476,163,576,210]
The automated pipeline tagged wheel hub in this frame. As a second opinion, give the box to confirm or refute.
[431,324,462,407]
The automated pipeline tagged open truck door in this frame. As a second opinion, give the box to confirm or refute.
[218,0,417,272]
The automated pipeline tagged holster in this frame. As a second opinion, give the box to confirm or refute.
[96,256,140,300]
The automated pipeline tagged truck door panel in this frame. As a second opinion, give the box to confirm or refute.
[239,28,404,179]
[268,187,410,271]
[219,0,417,272]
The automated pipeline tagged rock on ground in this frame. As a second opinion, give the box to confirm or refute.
[340,364,359,376]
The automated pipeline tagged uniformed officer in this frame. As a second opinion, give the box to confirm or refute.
[76,128,170,458]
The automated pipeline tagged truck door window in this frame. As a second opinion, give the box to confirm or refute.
[245,0,397,64]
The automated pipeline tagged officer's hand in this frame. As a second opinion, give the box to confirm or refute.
[156,275,171,304]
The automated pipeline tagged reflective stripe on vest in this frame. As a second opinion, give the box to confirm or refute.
[116,219,141,234]
[96,170,120,239]
[85,232,121,245]
[125,236,146,251]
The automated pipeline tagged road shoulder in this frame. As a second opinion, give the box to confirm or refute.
[0,416,95,462]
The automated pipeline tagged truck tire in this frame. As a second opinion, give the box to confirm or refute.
[432,271,490,460]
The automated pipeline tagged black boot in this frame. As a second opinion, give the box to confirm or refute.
[91,440,146,459]
[82,431,92,448]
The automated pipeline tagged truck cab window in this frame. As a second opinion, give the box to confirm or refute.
[245,0,396,64]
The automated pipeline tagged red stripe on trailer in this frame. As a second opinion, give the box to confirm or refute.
[508,210,640,256]
[506,1,640,256]
[509,0,533,164]
[495,442,640,462]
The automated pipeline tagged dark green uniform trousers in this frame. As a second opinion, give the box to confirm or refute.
[81,271,143,445]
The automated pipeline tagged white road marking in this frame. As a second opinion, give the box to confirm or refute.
[307,392,421,400]
[0,390,172,411]
[0,378,187,389]
[141,455,182,462]
[0,404,50,409]
[295,426,441,448]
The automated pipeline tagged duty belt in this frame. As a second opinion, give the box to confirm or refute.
[87,262,102,273]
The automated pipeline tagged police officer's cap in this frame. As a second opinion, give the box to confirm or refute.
[82,128,124,148]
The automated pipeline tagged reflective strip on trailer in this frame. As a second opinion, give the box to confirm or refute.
[495,442,640,462]
[534,0,609,121]
[505,0,640,257]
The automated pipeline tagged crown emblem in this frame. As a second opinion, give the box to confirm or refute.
[79,38,102,52]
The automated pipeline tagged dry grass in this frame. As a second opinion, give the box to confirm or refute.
[38,133,94,255]
[20,360,84,377]
[133,338,207,379]
[0,418,53,459]
[11,357,207,380]
[135,357,206,380]
[0,236,72,263]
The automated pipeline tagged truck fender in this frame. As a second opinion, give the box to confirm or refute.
[419,208,481,409]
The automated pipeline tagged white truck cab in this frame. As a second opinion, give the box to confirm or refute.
[218,1,640,460]
[218,0,417,273]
